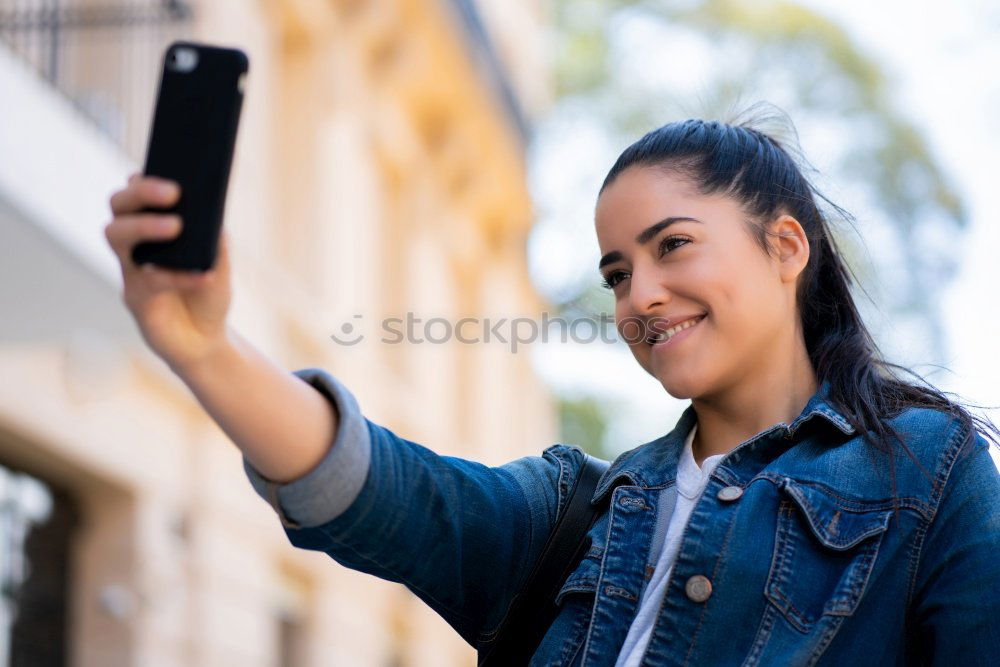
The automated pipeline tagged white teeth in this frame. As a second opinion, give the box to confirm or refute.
[652,315,704,344]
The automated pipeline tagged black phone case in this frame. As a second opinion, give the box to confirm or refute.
[131,41,248,271]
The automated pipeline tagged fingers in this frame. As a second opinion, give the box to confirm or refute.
[109,176,181,215]
[104,213,182,266]
[139,263,213,292]
[105,175,230,299]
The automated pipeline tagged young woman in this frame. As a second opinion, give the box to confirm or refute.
[105,117,1000,666]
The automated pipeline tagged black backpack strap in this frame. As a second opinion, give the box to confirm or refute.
[478,452,610,666]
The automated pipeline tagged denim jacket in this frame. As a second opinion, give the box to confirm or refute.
[244,369,1000,666]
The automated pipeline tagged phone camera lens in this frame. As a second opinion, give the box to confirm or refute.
[167,47,198,72]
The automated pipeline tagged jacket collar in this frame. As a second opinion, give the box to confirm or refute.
[592,378,856,504]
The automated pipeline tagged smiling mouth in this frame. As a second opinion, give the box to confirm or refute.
[647,314,706,345]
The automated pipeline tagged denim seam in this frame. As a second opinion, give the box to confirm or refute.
[477,447,573,645]
[557,580,599,596]
[578,486,619,667]
[476,491,534,642]
[557,599,593,667]
[766,501,814,633]
[242,370,373,529]
[555,560,602,608]
[603,584,638,602]
[766,498,887,634]
[782,482,893,550]
[741,602,778,666]
[755,472,930,519]
[637,485,713,664]
[906,420,976,611]
[303,444,496,643]
[315,524,476,633]
[305,466,377,539]
[806,614,850,666]
[904,507,931,612]
[555,446,570,515]
[821,539,881,616]
[682,493,741,667]
[481,466,539,642]
[715,424,788,467]
[316,529,479,642]
[926,418,971,519]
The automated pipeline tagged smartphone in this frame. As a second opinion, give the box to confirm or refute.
[131,41,248,271]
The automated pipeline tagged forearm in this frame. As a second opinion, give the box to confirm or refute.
[172,327,338,483]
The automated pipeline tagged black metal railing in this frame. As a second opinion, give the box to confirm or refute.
[0,0,194,156]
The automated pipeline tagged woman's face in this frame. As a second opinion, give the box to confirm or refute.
[595,166,806,398]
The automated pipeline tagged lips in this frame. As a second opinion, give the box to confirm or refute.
[658,313,707,331]
[646,313,707,344]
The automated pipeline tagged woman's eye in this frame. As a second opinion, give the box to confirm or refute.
[601,270,628,290]
[658,235,690,256]
[600,237,688,290]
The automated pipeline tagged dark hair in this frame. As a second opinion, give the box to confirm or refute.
[599,105,999,514]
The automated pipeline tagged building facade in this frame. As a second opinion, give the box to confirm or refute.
[0,0,555,664]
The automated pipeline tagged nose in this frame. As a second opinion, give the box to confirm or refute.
[626,263,669,316]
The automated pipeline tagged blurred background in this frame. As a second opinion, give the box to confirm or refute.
[0,0,996,665]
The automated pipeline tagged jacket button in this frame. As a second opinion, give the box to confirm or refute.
[685,575,713,602]
[717,485,744,502]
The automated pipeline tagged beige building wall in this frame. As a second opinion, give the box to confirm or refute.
[0,0,556,665]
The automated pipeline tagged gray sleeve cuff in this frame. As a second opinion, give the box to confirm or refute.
[242,367,372,530]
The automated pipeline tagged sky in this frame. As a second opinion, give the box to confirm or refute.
[528,0,1000,460]
[805,0,1000,386]
[793,0,1000,467]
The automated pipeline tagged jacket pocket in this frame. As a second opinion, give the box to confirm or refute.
[764,477,892,633]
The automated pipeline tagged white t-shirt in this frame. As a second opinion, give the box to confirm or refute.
[614,422,724,667]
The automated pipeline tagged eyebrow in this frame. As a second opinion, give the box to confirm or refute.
[598,216,703,270]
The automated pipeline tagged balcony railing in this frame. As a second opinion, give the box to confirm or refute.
[0,0,194,159]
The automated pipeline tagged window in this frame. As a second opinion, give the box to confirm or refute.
[0,462,78,667]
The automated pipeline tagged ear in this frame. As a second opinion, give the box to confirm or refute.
[770,214,810,284]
